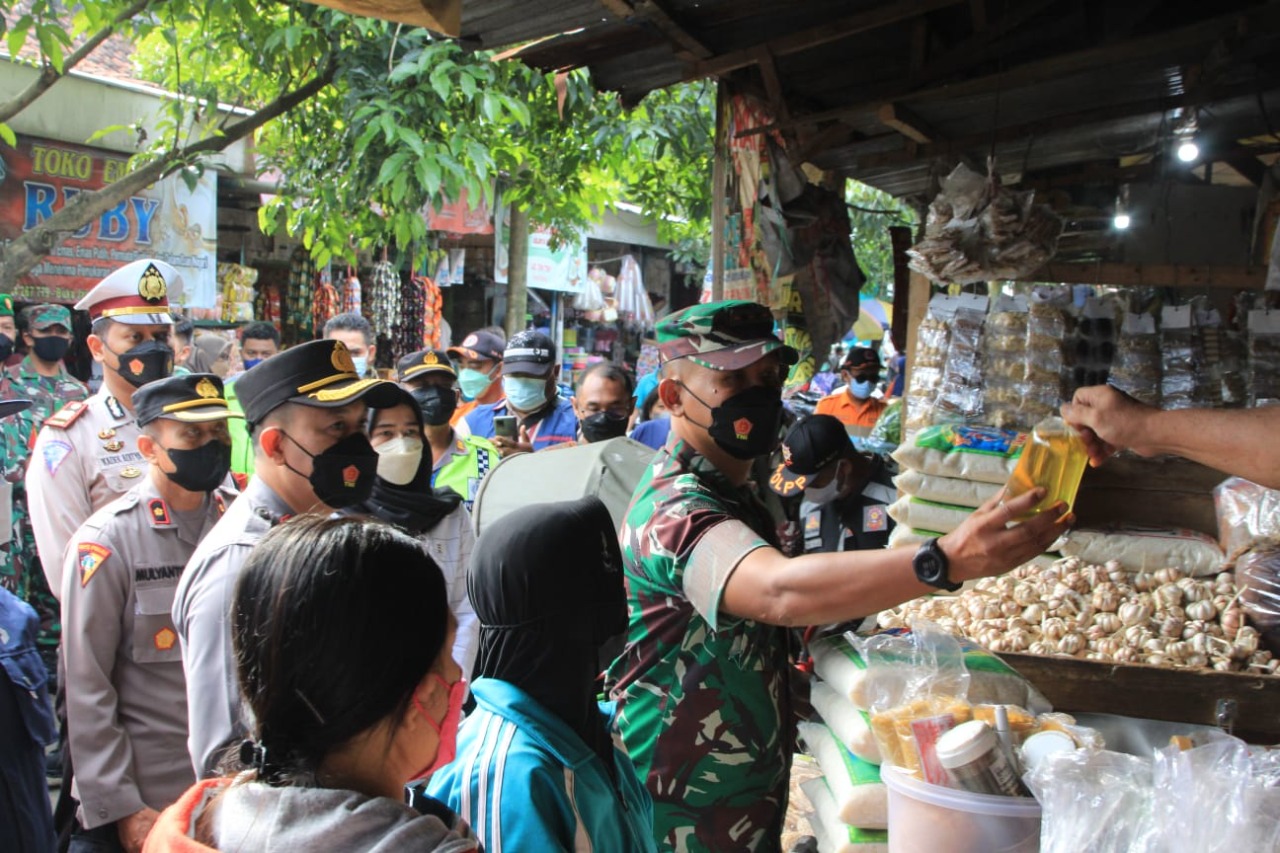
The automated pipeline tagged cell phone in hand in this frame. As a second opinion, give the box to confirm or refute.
[493,415,518,439]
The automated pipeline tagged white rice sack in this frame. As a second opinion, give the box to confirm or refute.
[811,680,881,765]
[886,525,938,549]
[801,777,890,853]
[894,469,1001,509]
[797,721,889,830]
[1061,527,1225,577]
[886,497,972,534]
[892,424,1025,485]
[810,634,873,709]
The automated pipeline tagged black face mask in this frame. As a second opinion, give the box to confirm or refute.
[580,411,629,443]
[283,431,379,508]
[0,333,12,362]
[411,385,457,426]
[32,335,70,363]
[162,440,231,493]
[109,340,174,387]
[680,382,784,460]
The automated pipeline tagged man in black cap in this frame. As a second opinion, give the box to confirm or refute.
[447,329,506,428]
[769,415,896,554]
[814,346,887,431]
[172,339,399,777]
[61,375,239,853]
[396,348,498,510]
[463,330,578,454]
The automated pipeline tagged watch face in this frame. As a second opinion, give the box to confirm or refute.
[918,550,944,581]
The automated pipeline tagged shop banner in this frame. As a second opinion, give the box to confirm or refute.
[425,186,493,235]
[0,135,218,306]
[494,203,588,294]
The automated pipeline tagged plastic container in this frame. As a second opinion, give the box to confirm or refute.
[936,720,1026,797]
[881,764,1041,853]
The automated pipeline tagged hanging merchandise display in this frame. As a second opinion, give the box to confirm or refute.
[615,255,654,327]
[393,274,427,361]
[1109,311,1161,407]
[313,265,340,333]
[416,273,444,350]
[907,161,1063,285]
[368,258,401,343]
[217,263,258,323]
[343,268,362,315]
[285,247,317,343]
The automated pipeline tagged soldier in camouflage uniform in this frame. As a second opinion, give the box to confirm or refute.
[0,303,88,672]
[606,300,1070,852]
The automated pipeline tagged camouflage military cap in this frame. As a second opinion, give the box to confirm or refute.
[22,303,71,330]
[0,294,12,317]
[656,299,798,371]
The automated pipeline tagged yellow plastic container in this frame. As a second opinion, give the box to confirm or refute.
[1004,416,1086,520]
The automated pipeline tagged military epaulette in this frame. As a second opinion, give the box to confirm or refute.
[44,400,89,430]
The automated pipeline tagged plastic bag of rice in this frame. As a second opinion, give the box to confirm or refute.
[894,469,1001,508]
[892,424,1025,485]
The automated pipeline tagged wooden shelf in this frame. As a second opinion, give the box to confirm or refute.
[1001,652,1280,743]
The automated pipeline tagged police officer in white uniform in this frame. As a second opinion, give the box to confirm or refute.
[30,258,180,596]
[173,339,399,777]
[61,373,239,853]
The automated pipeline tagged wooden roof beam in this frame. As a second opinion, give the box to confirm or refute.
[634,0,713,61]
[754,46,791,125]
[692,0,965,78]
[877,102,941,144]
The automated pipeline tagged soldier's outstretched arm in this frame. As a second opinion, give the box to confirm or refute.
[719,488,1069,627]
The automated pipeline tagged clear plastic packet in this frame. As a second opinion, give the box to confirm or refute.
[1024,748,1159,853]
[935,307,987,423]
[1161,305,1201,410]
[983,297,1029,430]
[855,621,972,780]
[1219,329,1248,407]
[1234,544,1280,657]
[1215,477,1280,557]
[1110,311,1161,406]
[867,398,903,448]
[1247,309,1280,406]
[903,300,953,439]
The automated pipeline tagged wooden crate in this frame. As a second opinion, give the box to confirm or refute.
[1001,652,1280,743]
[1074,456,1227,537]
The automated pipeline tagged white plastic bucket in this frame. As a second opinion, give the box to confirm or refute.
[881,764,1041,853]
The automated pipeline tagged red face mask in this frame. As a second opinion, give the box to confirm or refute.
[408,673,467,782]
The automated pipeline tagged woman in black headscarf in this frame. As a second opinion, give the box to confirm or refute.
[426,497,657,852]
[360,387,479,680]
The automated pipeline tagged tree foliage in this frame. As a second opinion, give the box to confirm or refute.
[845,179,917,299]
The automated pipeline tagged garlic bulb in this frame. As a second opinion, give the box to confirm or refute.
[1058,632,1086,656]
[1133,571,1157,592]
[1022,603,1046,624]
[1119,601,1153,627]
[1158,615,1186,639]
[1154,567,1185,585]
[1092,586,1122,613]
[1094,612,1123,634]
[1155,583,1183,608]
[1042,617,1069,642]
[1185,599,1217,622]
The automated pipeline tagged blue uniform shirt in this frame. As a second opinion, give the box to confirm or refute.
[465,396,579,451]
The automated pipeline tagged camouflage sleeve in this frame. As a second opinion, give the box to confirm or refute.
[683,518,769,630]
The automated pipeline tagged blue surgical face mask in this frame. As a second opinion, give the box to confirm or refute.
[241,357,264,371]
[457,366,497,400]
[849,379,875,400]
[503,376,548,413]
[352,356,369,377]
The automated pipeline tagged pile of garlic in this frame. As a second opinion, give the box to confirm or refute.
[879,556,1277,675]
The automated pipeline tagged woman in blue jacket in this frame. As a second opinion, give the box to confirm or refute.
[427,496,657,852]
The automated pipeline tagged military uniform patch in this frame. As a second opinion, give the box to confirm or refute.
[153,627,177,651]
[863,505,888,532]
[44,400,88,430]
[77,542,111,587]
[43,440,73,475]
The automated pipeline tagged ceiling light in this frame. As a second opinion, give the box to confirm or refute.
[1113,213,1131,230]
[1177,140,1200,163]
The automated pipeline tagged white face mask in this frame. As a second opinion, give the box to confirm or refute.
[804,478,841,506]
[374,436,424,486]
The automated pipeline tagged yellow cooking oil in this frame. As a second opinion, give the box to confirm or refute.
[1003,417,1086,519]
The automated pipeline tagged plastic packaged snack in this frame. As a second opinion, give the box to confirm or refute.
[1247,309,1280,406]
[1161,305,1200,410]
[934,308,987,424]
[1214,477,1280,557]
[1109,311,1161,406]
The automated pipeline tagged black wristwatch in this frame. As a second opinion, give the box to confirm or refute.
[913,538,961,591]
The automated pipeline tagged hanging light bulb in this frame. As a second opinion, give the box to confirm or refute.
[1113,183,1131,231]
[1177,139,1200,162]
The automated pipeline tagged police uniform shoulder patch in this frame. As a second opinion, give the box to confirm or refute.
[149,498,172,526]
[77,542,111,587]
[44,400,88,430]
[43,439,73,475]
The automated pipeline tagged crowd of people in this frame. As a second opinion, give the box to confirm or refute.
[8,256,1268,852]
